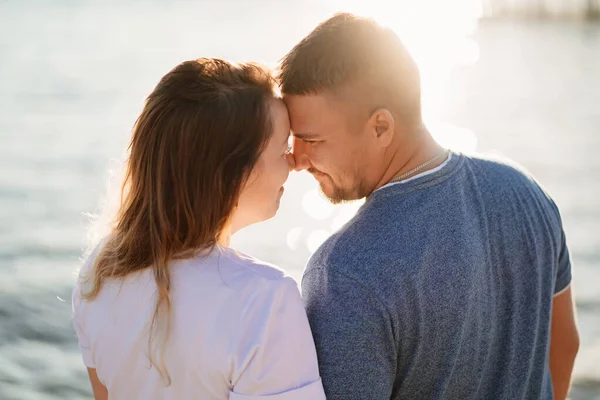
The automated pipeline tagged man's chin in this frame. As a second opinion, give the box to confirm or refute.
[319,177,370,204]
[310,171,363,203]
[318,182,350,205]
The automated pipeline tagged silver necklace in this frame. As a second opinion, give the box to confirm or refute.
[388,149,448,184]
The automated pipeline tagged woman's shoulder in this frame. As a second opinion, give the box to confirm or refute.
[182,246,302,314]
[205,246,299,294]
[177,245,298,293]
[216,246,289,281]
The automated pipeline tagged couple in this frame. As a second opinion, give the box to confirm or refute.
[72,13,579,400]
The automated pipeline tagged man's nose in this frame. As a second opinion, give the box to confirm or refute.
[291,137,311,171]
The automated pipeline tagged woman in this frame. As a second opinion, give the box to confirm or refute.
[72,58,325,399]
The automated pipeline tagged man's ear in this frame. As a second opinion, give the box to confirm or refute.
[369,108,395,147]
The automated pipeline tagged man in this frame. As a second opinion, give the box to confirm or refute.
[279,13,579,400]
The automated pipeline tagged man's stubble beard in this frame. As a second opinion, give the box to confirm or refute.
[317,171,370,205]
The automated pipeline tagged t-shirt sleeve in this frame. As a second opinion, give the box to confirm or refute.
[554,225,572,296]
[72,282,95,368]
[230,277,325,400]
[302,266,397,400]
[546,195,572,296]
[71,241,106,369]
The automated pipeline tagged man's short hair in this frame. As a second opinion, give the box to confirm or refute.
[279,12,422,126]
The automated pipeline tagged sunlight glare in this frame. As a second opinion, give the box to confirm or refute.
[286,226,304,251]
[302,188,336,220]
[325,0,482,73]
[331,200,365,232]
[325,0,482,149]
[430,122,478,153]
[307,230,332,253]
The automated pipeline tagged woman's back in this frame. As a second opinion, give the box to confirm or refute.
[72,58,324,399]
[73,245,323,399]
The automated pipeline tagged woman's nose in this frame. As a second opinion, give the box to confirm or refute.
[285,152,296,171]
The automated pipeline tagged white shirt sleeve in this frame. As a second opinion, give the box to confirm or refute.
[72,282,95,368]
[230,277,325,400]
[71,242,105,369]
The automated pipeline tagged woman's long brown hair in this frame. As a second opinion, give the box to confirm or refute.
[81,58,277,384]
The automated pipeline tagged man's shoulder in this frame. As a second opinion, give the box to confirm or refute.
[466,152,539,186]
[467,152,559,210]
[306,229,348,271]
[304,210,393,283]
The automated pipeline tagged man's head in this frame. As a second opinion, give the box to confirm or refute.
[279,13,422,203]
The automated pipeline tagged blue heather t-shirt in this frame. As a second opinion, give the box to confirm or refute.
[302,152,572,400]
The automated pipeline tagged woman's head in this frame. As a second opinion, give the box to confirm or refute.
[122,58,290,253]
[83,58,292,382]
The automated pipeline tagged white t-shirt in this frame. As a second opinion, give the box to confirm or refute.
[72,245,325,400]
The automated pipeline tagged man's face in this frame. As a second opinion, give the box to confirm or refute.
[284,93,377,204]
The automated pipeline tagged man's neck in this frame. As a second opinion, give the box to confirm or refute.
[373,126,446,192]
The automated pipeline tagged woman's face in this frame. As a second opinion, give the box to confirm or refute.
[232,98,294,231]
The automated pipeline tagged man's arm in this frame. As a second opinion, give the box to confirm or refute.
[549,286,579,400]
[547,203,578,400]
[302,266,397,400]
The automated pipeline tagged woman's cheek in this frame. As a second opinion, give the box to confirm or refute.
[280,156,291,183]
